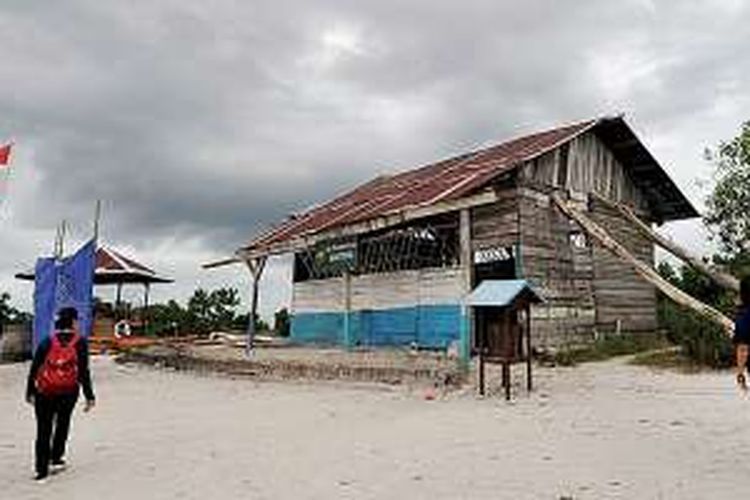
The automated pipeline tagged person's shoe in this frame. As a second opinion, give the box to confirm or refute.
[50,459,67,472]
[34,471,48,482]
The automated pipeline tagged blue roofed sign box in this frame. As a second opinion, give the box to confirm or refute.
[465,280,544,308]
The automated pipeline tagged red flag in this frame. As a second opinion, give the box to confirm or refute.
[0,143,11,167]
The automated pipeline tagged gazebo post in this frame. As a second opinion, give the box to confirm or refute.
[115,282,123,321]
[143,282,151,336]
[245,256,267,356]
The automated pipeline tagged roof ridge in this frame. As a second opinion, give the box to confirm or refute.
[381,116,603,182]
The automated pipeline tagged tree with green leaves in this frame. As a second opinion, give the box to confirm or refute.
[0,292,31,327]
[0,292,14,327]
[705,120,750,264]
[185,287,242,335]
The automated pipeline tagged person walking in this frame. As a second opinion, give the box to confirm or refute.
[734,277,750,391]
[25,306,95,481]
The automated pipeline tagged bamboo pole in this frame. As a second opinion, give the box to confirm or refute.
[93,199,102,244]
[590,192,740,292]
[551,194,734,334]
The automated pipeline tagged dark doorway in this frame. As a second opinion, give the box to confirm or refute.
[473,245,516,286]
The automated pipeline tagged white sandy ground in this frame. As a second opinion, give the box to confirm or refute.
[1,356,749,500]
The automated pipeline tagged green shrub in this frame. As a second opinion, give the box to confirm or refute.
[658,299,733,369]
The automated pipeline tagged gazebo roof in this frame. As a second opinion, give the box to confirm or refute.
[15,245,173,285]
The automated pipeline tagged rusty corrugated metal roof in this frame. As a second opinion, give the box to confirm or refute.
[243,115,698,254]
[245,118,598,252]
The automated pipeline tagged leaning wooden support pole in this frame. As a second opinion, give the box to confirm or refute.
[551,195,735,335]
[591,192,740,292]
[245,256,267,356]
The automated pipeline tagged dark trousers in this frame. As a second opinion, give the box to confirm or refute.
[34,393,78,475]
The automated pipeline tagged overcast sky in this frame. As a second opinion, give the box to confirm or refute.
[1,0,748,319]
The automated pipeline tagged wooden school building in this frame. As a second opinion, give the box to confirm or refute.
[209,115,697,356]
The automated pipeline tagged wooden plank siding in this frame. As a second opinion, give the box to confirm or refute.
[520,131,649,213]
[293,268,464,313]
[517,189,596,348]
[470,189,519,252]
[567,132,649,212]
[291,267,465,347]
[516,130,657,348]
[589,197,657,332]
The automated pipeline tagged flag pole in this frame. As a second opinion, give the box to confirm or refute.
[93,199,101,245]
[53,223,61,257]
[59,219,67,258]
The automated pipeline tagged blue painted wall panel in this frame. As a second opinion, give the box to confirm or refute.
[417,305,462,348]
[362,307,418,346]
[292,304,461,349]
[291,311,344,345]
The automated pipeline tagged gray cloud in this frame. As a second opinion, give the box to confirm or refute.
[1,0,749,314]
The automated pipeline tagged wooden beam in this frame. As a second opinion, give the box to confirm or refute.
[202,257,242,269]
[591,192,740,293]
[552,194,734,334]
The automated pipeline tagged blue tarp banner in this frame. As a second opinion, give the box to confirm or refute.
[33,239,96,351]
[32,257,57,351]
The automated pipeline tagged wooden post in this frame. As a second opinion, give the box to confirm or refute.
[502,361,511,401]
[514,242,524,279]
[591,192,740,292]
[478,340,485,396]
[115,282,123,320]
[525,305,532,392]
[246,256,267,356]
[343,270,353,349]
[143,283,150,335]
[552,194,735,334]
[459,208,473,367]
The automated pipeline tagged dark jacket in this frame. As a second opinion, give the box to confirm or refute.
[26,333,95,401]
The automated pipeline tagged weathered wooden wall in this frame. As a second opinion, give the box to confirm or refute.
[521,131,650,213]
[293,268,464,312]
[470,189,518,252]
[567,132,650,213]
[291,267,465,347]
[517,189,596,348]
[517,130,657,348]
[589,197,657,332]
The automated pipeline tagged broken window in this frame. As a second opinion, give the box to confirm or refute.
[473,245,517,284]
[293,214,459,282]
[474,246,515,265]
[569,231,588,249]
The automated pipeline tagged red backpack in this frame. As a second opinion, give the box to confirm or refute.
[36,332,80,396]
